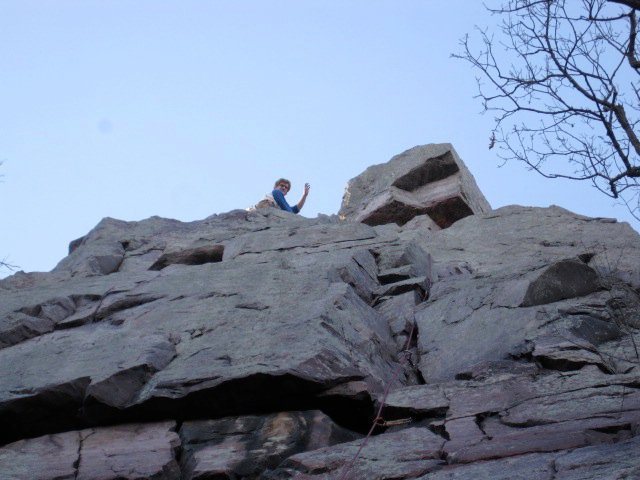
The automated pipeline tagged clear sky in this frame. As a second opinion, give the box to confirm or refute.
[1,1,638,279]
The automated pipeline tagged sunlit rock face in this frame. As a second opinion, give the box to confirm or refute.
[1,145,640,479]
[338,144,491,228]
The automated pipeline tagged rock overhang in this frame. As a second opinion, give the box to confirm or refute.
[339,143,491,228]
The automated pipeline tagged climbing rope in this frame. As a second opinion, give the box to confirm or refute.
[337,320,416,480]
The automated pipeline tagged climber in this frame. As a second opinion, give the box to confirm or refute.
[270,178,311,214]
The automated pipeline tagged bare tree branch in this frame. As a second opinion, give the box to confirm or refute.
[0,258,18,272]
[455,0,640,220]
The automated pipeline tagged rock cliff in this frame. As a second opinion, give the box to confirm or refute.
[2,144,640,479]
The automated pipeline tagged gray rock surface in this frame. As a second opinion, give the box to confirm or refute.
[0,421,180,480]
[1,145,640,479]
[263,427,445,479]
[180,411,359,479]
[410,205,640,382]
[0,209,420,444]
[384,366,640,463]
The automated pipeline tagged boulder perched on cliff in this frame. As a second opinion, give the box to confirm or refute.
[1,144,639,479]
[339,144,491,227]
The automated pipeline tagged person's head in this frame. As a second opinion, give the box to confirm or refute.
[274,178,291,195]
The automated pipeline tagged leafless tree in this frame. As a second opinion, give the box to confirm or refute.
[0,161,17,273]
[456,0,640,219]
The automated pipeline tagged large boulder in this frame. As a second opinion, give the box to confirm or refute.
[339,144,491,228]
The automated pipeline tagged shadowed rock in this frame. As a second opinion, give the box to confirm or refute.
[148,245,225,270]
[180,411,359,479]
[521,259,602,307]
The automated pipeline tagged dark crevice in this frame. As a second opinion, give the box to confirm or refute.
[578,252,595,264]
[509,340,535,362]
[438,448,450,462]
[378,272,412,285]
[381,405,449,427]
[474,412,498,439]
[0,377,92,446]
[425,197,474,229]
[496,417,556,429]
[590,424,633,435]
[414,367,427,385]
[536,356,613,374]
[72,431,82,480]
[584,424,635,445]
[405,319,425,385]
[173,419,185,467]
[550,459,559,480]
[0,374,376,448]
[235,302,269,311]
[427,421,450,441]
[537,356,580,372]
[391,151,459,191]
[407,325,419,351]
[361,201,432,228]
[149,245,225,271]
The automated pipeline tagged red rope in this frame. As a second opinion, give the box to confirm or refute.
[337,320,416,480]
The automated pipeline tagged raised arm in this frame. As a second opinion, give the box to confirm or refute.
[296,183,311,211]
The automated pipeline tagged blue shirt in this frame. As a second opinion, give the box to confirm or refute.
[272,189,300,214]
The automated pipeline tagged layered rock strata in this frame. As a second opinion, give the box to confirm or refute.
[1,144,639,479]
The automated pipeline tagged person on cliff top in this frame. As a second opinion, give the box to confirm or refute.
[271,178,310,214]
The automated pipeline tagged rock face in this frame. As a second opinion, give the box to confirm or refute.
[339,144,491,227]
[0,422,181,480]
[1,144,640,479]
[180,411,360,479]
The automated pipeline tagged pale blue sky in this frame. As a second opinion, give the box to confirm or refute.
[2,1,638,278]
